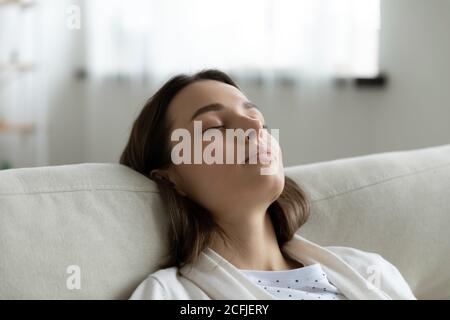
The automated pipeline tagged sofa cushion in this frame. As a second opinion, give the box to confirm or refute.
[0,163,167,299]
[288,144,450,299]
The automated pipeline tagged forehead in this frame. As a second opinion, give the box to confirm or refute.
[167,80,248,126]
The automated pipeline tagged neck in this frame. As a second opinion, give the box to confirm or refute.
[210,208,303,271]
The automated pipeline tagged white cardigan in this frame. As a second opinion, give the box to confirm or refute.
[129,234,416,300]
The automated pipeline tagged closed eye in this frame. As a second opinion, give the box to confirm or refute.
[204,124,268,133]
[203,125,225,133]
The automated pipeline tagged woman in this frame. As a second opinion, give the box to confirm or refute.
[121,69,416,300]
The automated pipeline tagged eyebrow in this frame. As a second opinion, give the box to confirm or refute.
[190,101,259,122]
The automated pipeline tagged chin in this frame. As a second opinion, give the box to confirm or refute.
[255,170,285,203]
[271,174,285,201]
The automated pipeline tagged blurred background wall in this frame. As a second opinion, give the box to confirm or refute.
[0,0,449,169]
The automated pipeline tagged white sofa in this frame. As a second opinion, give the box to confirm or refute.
[1,144,449,299]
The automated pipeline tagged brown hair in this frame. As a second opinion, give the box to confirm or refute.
[120,69,310,269]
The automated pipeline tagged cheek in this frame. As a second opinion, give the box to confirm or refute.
[177,163,233,207]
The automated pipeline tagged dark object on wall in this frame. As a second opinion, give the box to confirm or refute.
[354,73,388,88]
[0,159,13,170]
[333,72,388,89]
[73,67,88,81]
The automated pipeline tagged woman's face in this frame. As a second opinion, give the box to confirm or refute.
[162,80,284,221]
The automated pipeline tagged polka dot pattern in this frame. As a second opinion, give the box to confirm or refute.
[241,263,347,300]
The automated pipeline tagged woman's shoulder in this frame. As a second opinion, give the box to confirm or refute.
[325,245,400,281]
[129,266,210,300]
[292,235,390,273]
[325,245,416,299]
[325,245,385,268]
[128,267,177,300]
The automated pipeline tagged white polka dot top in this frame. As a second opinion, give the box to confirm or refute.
[241,263,348,300]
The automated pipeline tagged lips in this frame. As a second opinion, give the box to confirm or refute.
[244,147,273,164]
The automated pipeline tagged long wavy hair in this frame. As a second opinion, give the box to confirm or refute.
[120,69,310,269]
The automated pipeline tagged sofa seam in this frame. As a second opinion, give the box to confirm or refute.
[311,160,450,203]
[0,187,158,196]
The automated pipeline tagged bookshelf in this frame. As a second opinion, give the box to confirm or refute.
[0,0,37,169]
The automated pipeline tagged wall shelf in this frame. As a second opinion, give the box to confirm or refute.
[0,0,34,8]
[0,62,34,73]
[0,119,35,134]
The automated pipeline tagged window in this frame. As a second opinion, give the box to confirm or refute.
[85,0,380,79]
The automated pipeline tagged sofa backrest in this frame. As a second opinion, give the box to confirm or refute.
[1,144,449,299]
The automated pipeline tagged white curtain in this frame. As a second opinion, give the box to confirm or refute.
[85,0,380,82]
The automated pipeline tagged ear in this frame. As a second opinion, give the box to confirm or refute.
[150,168,187,197]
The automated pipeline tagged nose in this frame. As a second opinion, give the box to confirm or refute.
[234,113,265,142]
